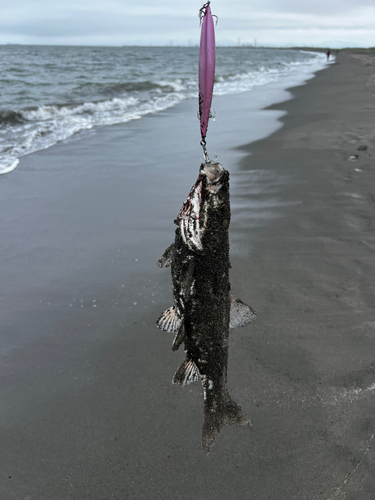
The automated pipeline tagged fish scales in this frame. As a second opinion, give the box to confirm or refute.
[157,162,256,453]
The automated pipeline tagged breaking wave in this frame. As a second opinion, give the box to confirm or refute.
[0,47,328,175]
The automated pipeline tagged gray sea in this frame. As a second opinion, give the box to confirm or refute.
[0,45,327,174]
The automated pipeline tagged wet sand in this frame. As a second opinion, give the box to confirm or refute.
[1,51,375,499]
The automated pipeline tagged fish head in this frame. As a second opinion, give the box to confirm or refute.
[202,161,228,193]
[176,162,230,252]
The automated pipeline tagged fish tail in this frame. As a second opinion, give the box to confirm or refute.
[202,393,251,454]
[221,395,251,427]
[202,412,222,455]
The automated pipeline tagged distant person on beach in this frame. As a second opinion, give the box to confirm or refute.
[326,50,331,61]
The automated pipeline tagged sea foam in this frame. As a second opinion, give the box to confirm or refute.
[0,47,328,175]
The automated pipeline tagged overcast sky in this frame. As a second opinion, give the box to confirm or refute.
[1,0,374,48]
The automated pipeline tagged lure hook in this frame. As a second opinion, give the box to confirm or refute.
[200,139,210,163]
[199,2,210,23]
[199,2,218,26]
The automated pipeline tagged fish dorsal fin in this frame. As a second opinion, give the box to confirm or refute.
[229,295,257,329]
[173,359,200,386]
[156,306,182,333]
[156,243,175,268]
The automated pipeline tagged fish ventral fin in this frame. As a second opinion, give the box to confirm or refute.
[156,243,175,268]
[172,359,200,386]
[229,295,257,329]
[156,306,182,333]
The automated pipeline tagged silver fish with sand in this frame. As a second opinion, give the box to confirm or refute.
[157,161,257,453]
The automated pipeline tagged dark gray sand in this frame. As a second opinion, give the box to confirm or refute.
[1,51,375,499]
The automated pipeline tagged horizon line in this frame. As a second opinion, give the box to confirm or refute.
[1,43,374,49]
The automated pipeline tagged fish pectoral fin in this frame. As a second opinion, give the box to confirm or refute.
[156,306,182,333]
[172,325,185,351]
[172,359,200,386]
[229,295,257,329]
[156,243,175,268]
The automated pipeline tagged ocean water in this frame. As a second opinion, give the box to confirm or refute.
[0,45,327,175]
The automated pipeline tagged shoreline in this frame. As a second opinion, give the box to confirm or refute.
[229,51,375,498]
[1,52,375,499]
[0,47,327,176]
[0,60,331,359]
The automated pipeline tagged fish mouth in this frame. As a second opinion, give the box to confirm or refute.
[203,162,224,193]
[203,162,224,182]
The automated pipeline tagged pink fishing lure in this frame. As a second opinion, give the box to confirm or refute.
[198,2,215,144]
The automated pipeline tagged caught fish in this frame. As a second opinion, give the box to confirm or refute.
[198,2,216,151]
[157,161,257,453]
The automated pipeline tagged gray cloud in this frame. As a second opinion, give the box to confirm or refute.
[0,0,374,47]
[0,13,192,38]
[220,17,375,32]
[218,0,375,15]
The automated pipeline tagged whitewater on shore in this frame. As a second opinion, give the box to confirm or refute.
[0,46,328,175]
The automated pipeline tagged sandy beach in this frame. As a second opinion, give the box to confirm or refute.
[1,50,375,499]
